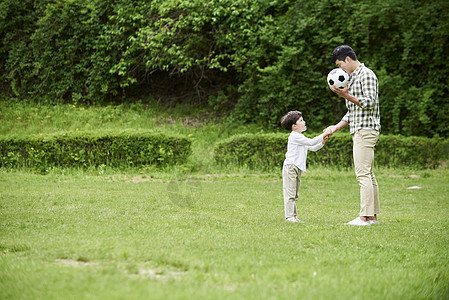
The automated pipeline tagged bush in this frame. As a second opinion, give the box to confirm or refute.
[0,131,191,171]
[214,132,449,170]
[1,0,448,137]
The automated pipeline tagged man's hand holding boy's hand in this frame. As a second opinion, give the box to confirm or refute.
[323,128,333,137]
[322,128,333,144]
[323,126,337,138]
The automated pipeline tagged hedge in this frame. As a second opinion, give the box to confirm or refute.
[214,133,449,170]
[0,131,191,171]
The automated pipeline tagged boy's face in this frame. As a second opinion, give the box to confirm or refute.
[292,117,306,133]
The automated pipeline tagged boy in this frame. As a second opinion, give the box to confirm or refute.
[280,111,331,223]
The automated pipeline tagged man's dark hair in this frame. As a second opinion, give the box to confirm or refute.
[281,111,302,131]
[331,45,358,64]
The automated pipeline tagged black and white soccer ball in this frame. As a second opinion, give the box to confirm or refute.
[327,68,349,89]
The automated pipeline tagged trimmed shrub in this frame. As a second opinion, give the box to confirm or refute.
[0,131,191,170]
[214,133,449,170]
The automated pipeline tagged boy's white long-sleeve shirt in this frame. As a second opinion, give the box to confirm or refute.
[283,131,325,172]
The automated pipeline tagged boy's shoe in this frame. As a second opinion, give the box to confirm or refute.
[369,220,379,225]
[286,217,303,223]
[345,217,371,226]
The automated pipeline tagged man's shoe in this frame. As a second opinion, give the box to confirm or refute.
[345,217,371,226]
[286,217,303,223]
[369,220,379,225]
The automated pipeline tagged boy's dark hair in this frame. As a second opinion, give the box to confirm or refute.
[331,45,358,64]
[281,111,302,131]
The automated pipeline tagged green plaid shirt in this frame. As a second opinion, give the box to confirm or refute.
[342,63,381,134]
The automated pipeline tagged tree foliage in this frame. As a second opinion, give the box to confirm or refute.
[1,0,448,137]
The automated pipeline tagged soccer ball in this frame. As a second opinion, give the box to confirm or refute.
[327,68,349,89]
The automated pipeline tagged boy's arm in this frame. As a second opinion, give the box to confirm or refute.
[308,140,325,152]
[293,132,327,152]
[308,128,333,151]
[292,133,324,147]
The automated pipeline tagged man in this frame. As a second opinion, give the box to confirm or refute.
[326,45,381,226]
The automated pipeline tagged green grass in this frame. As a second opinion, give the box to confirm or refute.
[1,167,448,299]
[0,99,267,174]
[1,100,449,299]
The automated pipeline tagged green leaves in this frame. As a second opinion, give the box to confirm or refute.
[0,132,192,170]
[1,0,448,137]
[214,132,449,170]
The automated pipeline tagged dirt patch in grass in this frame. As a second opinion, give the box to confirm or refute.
[137,268,185,280]
[55,258,97,267]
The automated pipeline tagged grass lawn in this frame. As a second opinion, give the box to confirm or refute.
[1,167,448,299]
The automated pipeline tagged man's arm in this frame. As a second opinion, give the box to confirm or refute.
[324,120,349,136]
[330,70,377,109]
[330,84,360,106]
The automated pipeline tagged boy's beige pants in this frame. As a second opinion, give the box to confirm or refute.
[353,129,380,217]
[282,164,301,219]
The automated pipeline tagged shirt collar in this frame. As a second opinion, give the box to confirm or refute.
[350,63,365,78]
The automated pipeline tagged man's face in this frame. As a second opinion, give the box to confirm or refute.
[335,56,359,75]
[335,58,350,74]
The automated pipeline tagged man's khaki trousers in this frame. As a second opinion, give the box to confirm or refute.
[353,129,380,217]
